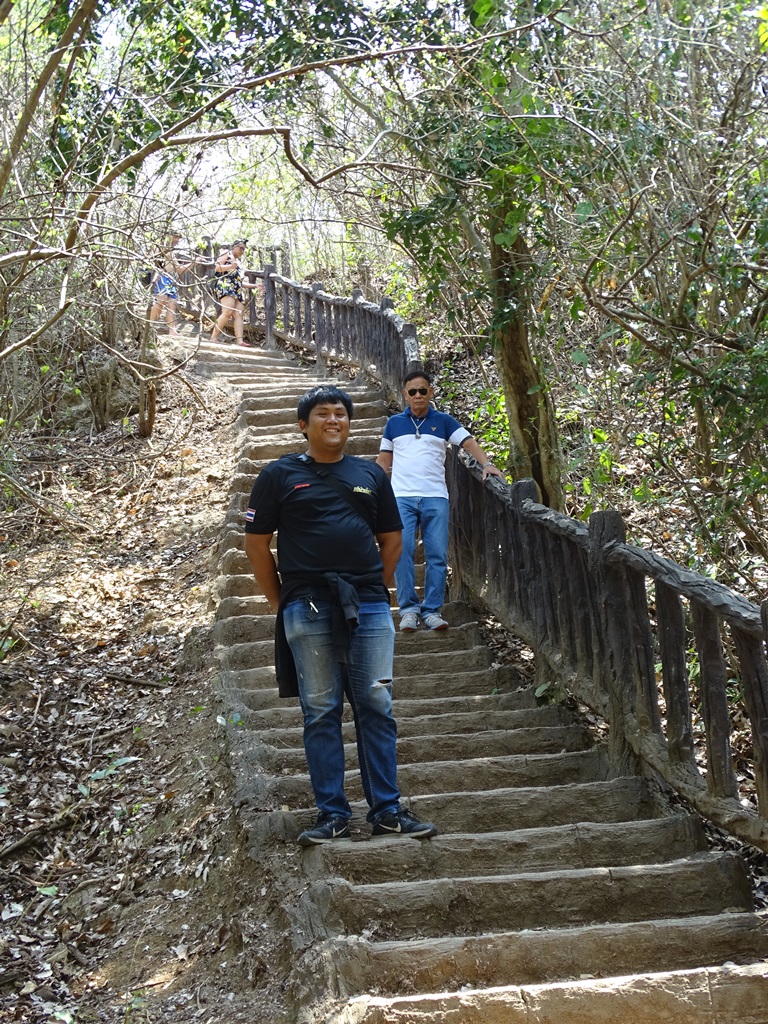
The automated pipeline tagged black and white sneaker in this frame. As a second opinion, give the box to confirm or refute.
[297,814,350,846]
[371,808,438,839]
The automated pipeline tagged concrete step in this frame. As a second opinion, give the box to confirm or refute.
[239,430,383,462]
[218,664,526,710]
[244,706,573,751]
[216,636,492,674]
[252,777,655,844]
[296,853,753,942]
[239,748,608,804]
[194,359,308,378]
[242,688,538,726]
[302,814,707,883]
[314,926,768,1020]
[233,724,594,788]
[238,387,384,411]
[235,415,387,448]
[236,401,388,429]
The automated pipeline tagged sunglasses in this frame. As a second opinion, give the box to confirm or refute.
[407,387,429,396]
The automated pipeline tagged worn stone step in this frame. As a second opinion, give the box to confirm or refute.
[238,748,608,808]
[233,724,595,789]
[194,359,306,378]
[394,725,593,764]
[236,399,391,428]
[235,416,388,452]
[247,706,568,750]
[404,776,653,833]
[303,814,707,884]
[239,430,383,461]
[253,777,653,844]
[215,592,271,618]
[218,666,527,713]
[221,660,520,703]
[237,382,381,406]
[217,638,273,670]
[313,926,768,1020]
[216,636,494,675]
[216,638,494,674]
[394,644,494,676]
[298,853,753,942]
[213,615,275,645]
[243,688,538,727]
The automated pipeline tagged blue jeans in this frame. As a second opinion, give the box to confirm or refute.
[394,496,449,616]
[283,598,400,822]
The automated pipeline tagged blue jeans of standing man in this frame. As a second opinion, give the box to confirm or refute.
[394,496,449,617]
[283,597,400,822]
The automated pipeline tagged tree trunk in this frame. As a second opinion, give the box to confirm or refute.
[489,206,563,509]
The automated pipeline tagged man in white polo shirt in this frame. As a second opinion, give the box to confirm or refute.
[376,371,504,632]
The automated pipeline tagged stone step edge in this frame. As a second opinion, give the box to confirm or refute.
[323,957,768,1024]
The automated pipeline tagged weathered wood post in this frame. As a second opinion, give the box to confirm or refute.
[588,511,636,777]
[313,282,326,377]
[728,599,768,813]
[690,601,738,800]
[403,324,421,379]
[263,264,276,350]
[656,581,696,766]
[511,479,546,684]
[282,279,291,338]
[246,271,257,332]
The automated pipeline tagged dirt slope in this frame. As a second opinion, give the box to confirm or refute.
[1,371,290,1023]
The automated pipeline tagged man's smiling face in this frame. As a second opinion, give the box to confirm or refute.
[300,401,350,461]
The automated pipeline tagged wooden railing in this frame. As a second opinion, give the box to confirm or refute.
[261,264,420,400]
[447,458,768,853]
[252,266,768,855]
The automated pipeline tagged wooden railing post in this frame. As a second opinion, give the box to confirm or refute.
[313,282,326,376]
[263,264,276,350]
[588,511,636,776]
[730,606,768,814]
[403,324,421,377]
[691,601,738,800]
[656,581,696,766]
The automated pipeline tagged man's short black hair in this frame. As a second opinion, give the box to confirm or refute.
[403,369,431,387]
[297,386,354,424]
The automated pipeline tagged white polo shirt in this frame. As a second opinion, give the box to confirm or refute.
[379,407,471,499]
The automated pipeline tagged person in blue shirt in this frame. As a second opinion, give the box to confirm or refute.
[376,371,504,632]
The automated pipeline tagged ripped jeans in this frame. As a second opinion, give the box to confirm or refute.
[283,598,400,821]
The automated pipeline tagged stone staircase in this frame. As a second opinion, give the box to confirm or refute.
[193,338,768,1024]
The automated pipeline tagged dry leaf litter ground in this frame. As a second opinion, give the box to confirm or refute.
[0,373,293,1024]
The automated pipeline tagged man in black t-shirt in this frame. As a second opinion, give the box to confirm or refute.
[244,385,438,846]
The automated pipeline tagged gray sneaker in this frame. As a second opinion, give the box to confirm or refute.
[399,611,420,632]
[422,612,449,630]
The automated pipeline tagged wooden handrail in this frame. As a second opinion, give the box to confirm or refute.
[262,265,420,400]
[447,449,768,853]
[256,264,768,853]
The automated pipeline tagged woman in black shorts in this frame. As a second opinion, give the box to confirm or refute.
[209,239,260,345]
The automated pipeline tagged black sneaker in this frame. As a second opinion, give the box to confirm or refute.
[296,814,350,846]
[371,808,438,839]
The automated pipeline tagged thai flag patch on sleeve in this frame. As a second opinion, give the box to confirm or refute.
[245,507,255,523]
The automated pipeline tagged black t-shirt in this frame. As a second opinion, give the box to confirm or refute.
[245,454,402,580]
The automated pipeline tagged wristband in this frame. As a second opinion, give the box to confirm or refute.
[482,462,493,468]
